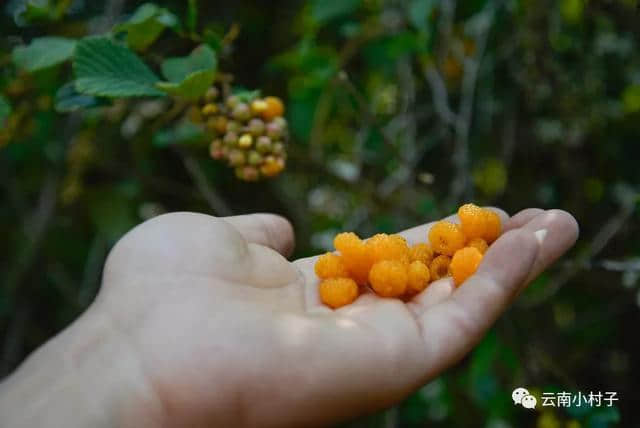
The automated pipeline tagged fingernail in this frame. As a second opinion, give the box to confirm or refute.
[534,228,547,245]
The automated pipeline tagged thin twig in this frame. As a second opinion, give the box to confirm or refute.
[180,153,233,216]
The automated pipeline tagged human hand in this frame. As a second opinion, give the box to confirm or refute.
[0,208,578,428]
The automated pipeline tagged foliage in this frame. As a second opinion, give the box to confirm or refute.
[2,0,640,426]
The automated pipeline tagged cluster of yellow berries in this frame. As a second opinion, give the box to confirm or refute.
[314,203,502,308]
[195,86,288,181]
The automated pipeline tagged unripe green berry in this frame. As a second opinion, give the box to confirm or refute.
[226,95,240,109]
[201,103,218,116]
[272,141,285,155]
[256,136,272,153]
[247,118,265,136]
[224,131,238,146]
[266,122,283,139]
[232,103,251,122]
[226,120,242,133]
[205,87,219,101]
[228,149,246,166]
[236,165,259,181]
[247,150,263,165]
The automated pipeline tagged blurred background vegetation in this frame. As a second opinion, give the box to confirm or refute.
[1,0,639,426]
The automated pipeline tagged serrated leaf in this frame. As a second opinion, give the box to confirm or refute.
[156,69,215,99]
[160,44,216,82]
[0,95,11,123]
[113,3,178,51]
[12,37,76,72]
[74,37,163,97]
[54,82,107,112]
[153,121,205,147]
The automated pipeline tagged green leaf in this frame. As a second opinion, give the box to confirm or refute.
[54,82,107,112]
[113,3,178,51]
[157,45,216,99]
[156,69,215,99]
[311,0,360,24]
[12,37,76,72]
[74,37,163,97]
[408,0,434,30]
[0,95,11,123]
[153,121,205,147]
[160,45,216,82]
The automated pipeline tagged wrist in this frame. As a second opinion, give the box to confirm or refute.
[0,304,164,428]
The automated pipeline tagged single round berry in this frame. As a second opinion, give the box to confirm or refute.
[367,233,410,264]
[208,116,228,134]
[236,165,259,181]
[272,141,285,155]
[334,232,371,286]
[226,120,242,133]
[407,260,431,295]
[224,131,238,146]
[458,203,486,240]
[227,149,245,166]
[483,210,501,243]
[247,118,265,136]
[201,103,218,116]
[428,221,466,256]
[450,247,483,286]
[226,95,240,109]
[250,99,268,115]
[467,238,488,254]
[255,136,272,153]
[209,139,224,159]
[266,121,283,139]
[409,243,434,265]
[205,86,219,101]
[260,157,284,177]
[430,255,451,281]
[315,252,349,279]
[238,134,253,148]
[262,96,285,121]
[319,278,359,309]
[232,103,251,122]
[247,151,262,165]
[369,260,408,297]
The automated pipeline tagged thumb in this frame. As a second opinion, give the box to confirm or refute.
[223,213,295,258]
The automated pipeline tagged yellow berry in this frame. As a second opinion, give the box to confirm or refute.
[430,255,451,281]
[369,260,408,297]
[407,261,430,295]
[467,238,488,254]
[483,209,501,243]
[250,99,268,115]
[319,278,359,308]
[428,221,466,256]
[315,252,349,279]
[450,247,483,286]
[409,243,434,265]
[262,96,284,121]
[367,233,410,264]
[260,157,285,177]
[334,232,371,286]
[238,134,253,148]
[201,103,218,116]
[458,203,486,240]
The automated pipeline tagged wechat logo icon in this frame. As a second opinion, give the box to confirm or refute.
[512,387,537,409]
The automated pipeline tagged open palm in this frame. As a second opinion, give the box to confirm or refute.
[93,208,577,427]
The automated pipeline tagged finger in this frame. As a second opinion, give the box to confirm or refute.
[412,228,540,374]
[396,207,509,244]
[224,213,295,257]
[408,278,454,310]
[514,209,579,284]
[503,208,545,232]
